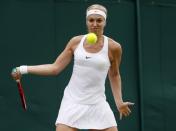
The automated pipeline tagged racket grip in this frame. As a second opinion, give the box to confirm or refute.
[16,80,27,110]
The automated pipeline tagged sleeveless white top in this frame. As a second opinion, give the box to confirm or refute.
[63,35,110,104]
[56,35,117,129]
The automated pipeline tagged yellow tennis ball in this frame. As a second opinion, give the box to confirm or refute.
[86,33,97,45]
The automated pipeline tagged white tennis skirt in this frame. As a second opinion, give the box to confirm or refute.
[55,96,117,129]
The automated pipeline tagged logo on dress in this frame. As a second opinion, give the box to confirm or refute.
[85,56,91,59]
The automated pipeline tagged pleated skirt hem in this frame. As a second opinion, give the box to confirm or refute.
[55,97,117,129]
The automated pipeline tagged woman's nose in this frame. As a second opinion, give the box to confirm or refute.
[93,21,97,26]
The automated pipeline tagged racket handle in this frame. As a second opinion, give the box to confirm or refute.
[16,80,27,110]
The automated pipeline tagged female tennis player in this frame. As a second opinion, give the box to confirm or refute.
[11,4,134,131]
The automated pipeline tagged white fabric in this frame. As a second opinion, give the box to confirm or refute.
[55,35,117,129]
[87,9,106,20]
[64,35,110,104]
[56,96,117,129]
[19,65,28,74]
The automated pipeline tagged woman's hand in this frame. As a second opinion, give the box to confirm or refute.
[117,102,134,120]
[11,67,22,81]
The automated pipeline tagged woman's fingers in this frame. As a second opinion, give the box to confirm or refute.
[119,102,134,120]
[120,113,122,120]
[127,102,135,106]
[11,67,21,80]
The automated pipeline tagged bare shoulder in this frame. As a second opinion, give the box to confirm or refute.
[108,38,122,52]
[108,38,122,73]
[67,35,84,51]
[68,35,83,46]
[108,37,122,63]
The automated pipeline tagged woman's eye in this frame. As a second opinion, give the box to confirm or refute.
[97,19,103,23]
[89,19,94,22]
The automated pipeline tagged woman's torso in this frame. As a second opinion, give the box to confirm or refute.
[63,35,111,104]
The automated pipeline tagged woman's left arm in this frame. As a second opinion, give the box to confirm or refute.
[108,40,134,120]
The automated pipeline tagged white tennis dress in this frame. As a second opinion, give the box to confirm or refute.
[55,35,117,129]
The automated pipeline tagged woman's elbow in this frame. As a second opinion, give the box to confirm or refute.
[51,64,59,76]
[52,69,59,76]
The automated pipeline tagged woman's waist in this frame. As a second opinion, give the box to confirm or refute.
[63,86,106,105]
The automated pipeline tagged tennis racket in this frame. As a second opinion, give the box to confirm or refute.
[16,79,27,110]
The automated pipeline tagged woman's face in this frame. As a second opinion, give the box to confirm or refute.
[86,14,106,35]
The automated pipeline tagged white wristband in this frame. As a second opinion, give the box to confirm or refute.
[19,65,28,74]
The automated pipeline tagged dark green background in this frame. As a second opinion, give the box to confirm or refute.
[0,0,176,131]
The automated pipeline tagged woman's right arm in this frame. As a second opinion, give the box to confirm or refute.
[27,38,74,76]
[11,36,80,80]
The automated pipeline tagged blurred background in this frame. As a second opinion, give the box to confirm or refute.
[0,0,176,131]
